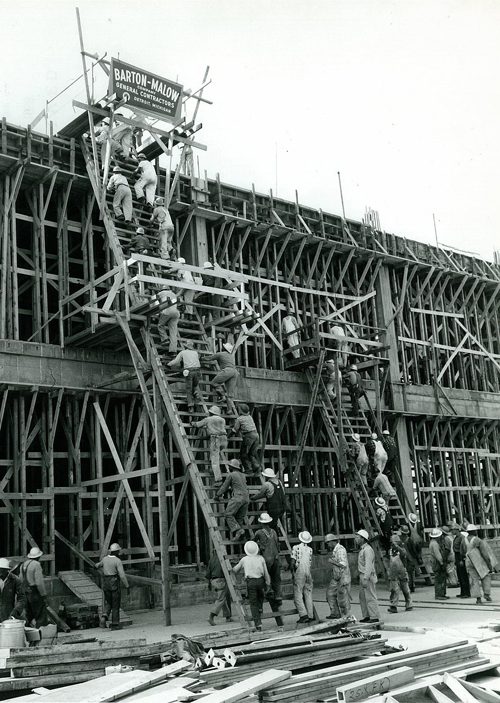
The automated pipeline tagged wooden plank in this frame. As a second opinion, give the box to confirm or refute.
[197,668,291,703]
[337,666,414,702]
[458,678,500,703]
[442,673,482,703]
[427,687,455,703]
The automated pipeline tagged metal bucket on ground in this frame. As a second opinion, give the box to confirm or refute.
[0,619,26,648]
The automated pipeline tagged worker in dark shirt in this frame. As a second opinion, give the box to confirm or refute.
[216,458,249,541]
[206,342,239,401]
[0,558,25,621]
[345,364,362,416]
[381,430,398,482]
[206,551,232,626]
[96,543,129,630]
[20,547,48,627]
[231,403,261,473]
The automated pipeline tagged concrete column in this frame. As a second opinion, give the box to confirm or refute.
[181,177,209,266]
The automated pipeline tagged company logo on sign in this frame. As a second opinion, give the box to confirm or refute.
[109,58,183,121]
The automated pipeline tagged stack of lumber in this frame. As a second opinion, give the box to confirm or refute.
[260,639,495,703]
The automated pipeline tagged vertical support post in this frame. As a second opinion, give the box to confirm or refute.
[154,381,171,625]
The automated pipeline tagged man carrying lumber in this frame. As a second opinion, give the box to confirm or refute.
[156,286,180,354]
[252,468,289,533]
[20,547,49,627]
[206,550,232,626]
[465,524,497,605]
[292,531,315,624]
[107,166,133,223]
[451,522,470,598]
[324,534,351,619]
[231,403,261,473]
[348,433,370,486]
[150,197,175,259]
[355,529,380,623]
[0,558,25,621]
[233,541,270,631]
[96,543,129,630]
[133,154,157,208]
[192,405,227,484]
[216,459,249,541]
[345,364,362,416]
[168,340,203,414]
[429,528,449,601]
[387,535,413,614]
[254,512,283,627]
[329,324,349,368]
[206,341,239,402]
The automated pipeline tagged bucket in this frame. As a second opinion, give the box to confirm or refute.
[0,619,26,648]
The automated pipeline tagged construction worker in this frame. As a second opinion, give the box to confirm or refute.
[96,543,129,630]
[206,550,232,626]
[442,525,458,587]
[407,513,424,592]
[252,468,289,533]
[348,434,370,486]
[192,406,227,484]
[112,119,134,158]
[399,524,420,593]
[20,547,48,627]
[374,496,393,555]
[167,340,203,413]
[133,154,157,208]
[291,531,314,624]
[329,324,348,368]
[451,522,470,598]
[233,541,270,632]
[465,525,496,605]
[429,528,449,601]
[94,119,120,168]
[157,286,179,354]
[216,458,249,540]
[107,166,133,223]
[130,227,152,254]
[373,468,396,505]
[0,558,24,621]
[232,403,261,473]
[372,433,388,472]
[282,312,301,359]
[254,512,284,627]
[380,429,398,482]
[355,529,380,623]
[150,197,174,259]
[324,534,351,619]
[206,342,239,401]
[387,535,413,614]
[325,358,342,401]
[177,258,196,316]
[345,364,361,415]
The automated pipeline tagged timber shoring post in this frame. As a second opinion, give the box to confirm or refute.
[154,381,171,625]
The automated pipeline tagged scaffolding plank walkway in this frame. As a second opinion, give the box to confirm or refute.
[58,570,132,625]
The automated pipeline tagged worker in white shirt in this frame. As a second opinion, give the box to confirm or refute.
[133,154,157,208]
[167,340,203,413]
[177,258,195,315]
[291,531,315,623]
[107,166,133,223]
[324,533,351,619]
[157,286,179,353]
[94,120,120,168]
[112,120,134,159]
[150,197,174,259]
[356,529,380,622]
[233,541,270,631]
[96,543,129,630]
[282,313,300,359]
[20,547,48,627]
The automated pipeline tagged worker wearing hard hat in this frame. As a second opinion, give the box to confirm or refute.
[0,558,24,621]
[133,154,157,208]
[324,534,351,619]
[150,197,174,259]
[96,544,129,630]
[107,166,133,223]
[20,547,48,627]
[355,529,380,623]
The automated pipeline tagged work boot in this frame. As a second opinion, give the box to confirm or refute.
[485,595,493,602]
[225,617,233,623]
[99,616,107,629]
[109,623,122,630]
[326,614,339,620]
[387,606,398,614]
[405,605,413,611]
[476,597,483,605]
[208,613,216,626]
[368,618,379,623]
[359,617,371,623]
[297,616,309,623]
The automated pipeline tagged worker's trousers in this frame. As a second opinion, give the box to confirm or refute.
[225,497,248,532]
[100,139,120,168]
[389,577,412,609]
[112,185,133,222]
[359,577,380,619]
[240,431,261,472]
[326,578,351,618]
[348,385,360,416]
[246,577,265,628]
[118,132,133,158]
[159,224,174,259]
[287,333,300,358]
[209,434,227,482]
[433,564,447,598]
[24,586,48,628]
[210,578,231,618]
[294,571,314,619]
[185,368,203,408]
[447,561,458,587]
[266,560,283,627]
[134,175,157,206]
[467,569,491,599]
[102,575,121,626]
[212,367,239,399]
[357,462,369,486]
[158,309,180,352]
[183,289,195,316]
[456,559,471,597]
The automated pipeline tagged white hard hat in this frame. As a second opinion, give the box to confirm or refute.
[208,405,222,416]
[430,528,443,538]
[244,541,259,556]
[371,433,378,440]
[203,261,214,269]
[466,524,480,532]
[352,433,361,442]
[324,533,336,543]
[375,497,387,508]
[382,430,390,435]
[258,512,273,524]
[110,543,121,552]
[223,342,234,353]
[299,531,312,544]
[154,197,164,205]
[0,558,10,569]
[357,529,369,541]
[177,257,186,264]
[408,513,418,524]
[27,547,43,559]
[136,227,145,235]
[262,468,276,479]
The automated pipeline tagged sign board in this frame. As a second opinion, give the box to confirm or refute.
[109,58,183,122]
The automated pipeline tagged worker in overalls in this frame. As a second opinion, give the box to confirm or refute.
[96,543,129,630]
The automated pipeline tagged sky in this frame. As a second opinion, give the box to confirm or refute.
[1,0,499,261]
